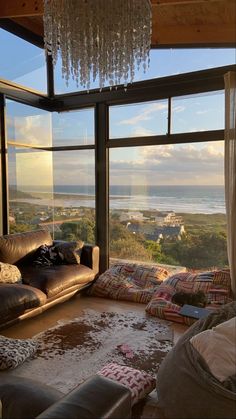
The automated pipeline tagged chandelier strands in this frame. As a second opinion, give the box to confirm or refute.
[43,0,152,90]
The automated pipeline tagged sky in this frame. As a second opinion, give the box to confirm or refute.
[1,28,234,187]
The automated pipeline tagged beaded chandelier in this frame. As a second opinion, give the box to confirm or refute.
[43,0,152,90]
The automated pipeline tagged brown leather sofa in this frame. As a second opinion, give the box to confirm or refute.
[0,373,131,418]
[0,229,99,330]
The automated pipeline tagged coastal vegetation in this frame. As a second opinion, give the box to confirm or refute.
[9,200,228,270]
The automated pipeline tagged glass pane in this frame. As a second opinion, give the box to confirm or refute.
[8,146,54,234]
[109,142,227,270]
[172,91,224,133]
[52,150,95,243]
[0,28,46,92]
[6,100,52,147]
[54,48,236,93]
[109,100,168,139]
[52,109,95,146]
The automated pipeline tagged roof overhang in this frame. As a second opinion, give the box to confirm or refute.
[0,0,235,49]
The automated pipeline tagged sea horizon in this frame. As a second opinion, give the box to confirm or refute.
[10,184,226,215]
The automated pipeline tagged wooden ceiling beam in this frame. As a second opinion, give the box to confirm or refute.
[151,0,222,4]
[151,23,236,46]
[0,0,43,18]
[13,17,44,37]
[1,0,224,18]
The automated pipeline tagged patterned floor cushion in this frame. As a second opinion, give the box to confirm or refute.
[97,363,156,406]
[88,263,169,304]
[146,269,232,325]
[0,336,38,370]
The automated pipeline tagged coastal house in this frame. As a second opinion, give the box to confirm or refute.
[119,211,148,222]
[0,1,235,419]
[127,222,185,241]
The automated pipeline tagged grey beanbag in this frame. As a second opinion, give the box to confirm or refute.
[156,302,236,419]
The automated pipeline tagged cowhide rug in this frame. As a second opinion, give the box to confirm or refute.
[8,309,173,394]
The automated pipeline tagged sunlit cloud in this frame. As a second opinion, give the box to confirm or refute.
[109,141,224,185]
[118,102,167,125]
[131,127,156,137]
[172,105,185,113]
[8,115,52,147]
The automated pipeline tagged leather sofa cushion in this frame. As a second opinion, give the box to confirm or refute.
[37,374,131,419]
[20,264,96,298]
[0,230,53,265]
[0,374,63,419]
[0,283,47,321]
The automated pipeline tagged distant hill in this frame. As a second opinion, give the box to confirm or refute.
[9,188,37,199]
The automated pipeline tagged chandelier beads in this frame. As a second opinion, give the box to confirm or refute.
[43,0,152,90]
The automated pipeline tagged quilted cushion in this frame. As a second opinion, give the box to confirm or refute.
[88,263,169,304]
[146,269,232,325]
[97,363,156,406]
[0,336,38,370]
[0,262,21,283]
[111,262,169,286]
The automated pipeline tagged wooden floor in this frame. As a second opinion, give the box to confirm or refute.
[1,294,188,419]
[2,294,188,342]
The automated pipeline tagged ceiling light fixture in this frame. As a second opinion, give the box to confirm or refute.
[43,0,152,90]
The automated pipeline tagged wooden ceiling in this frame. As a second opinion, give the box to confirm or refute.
[0,0,235,48]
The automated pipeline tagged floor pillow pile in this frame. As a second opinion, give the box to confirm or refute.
[88,262,169,304]
[146,269,232,325]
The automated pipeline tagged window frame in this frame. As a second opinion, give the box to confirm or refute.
[1,64,234,272]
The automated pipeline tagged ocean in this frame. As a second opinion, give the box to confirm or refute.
[16,185,226,214]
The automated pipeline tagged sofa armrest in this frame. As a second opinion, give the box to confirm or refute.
[36,375,131,419]
[80,244,99,275]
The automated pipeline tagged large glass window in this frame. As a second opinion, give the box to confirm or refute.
[52,150,95,243]
[8,145,54,234]
[171,91,225,133]
[6,100,53,233]
[109,100,168,139]
[109,141,227,270]
[7,101,52,147]
[54,48,236,93]
[0,29,47,93]
[52,109,95,146]
[6,101,95,239]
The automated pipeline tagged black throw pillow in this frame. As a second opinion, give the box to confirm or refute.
[33,244,63,266]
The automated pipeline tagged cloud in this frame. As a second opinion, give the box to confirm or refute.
[53,150,95,185]
[196,110,209,115]
[131,127,156,137]
[109,141,224,185]
[172,106,185,113]
[8,114,52,147]
[118,102,167,125]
